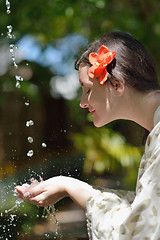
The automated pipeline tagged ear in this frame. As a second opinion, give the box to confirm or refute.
[109,78,125,96]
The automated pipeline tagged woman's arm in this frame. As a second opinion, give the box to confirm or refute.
[16,176,96,210]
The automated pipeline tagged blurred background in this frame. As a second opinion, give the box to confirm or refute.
[0,0,160,239]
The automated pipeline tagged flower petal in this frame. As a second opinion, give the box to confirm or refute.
[98,45,110,60]
[88,65,97,78]
[89,52,98,65]
[94,67,104,78]
[104,51,117,65]
[88,65,104,79]
[98,69,108,85]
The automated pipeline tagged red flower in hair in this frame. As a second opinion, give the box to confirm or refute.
[88,45,117,85]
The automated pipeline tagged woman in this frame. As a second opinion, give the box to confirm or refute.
[16,32,160,239]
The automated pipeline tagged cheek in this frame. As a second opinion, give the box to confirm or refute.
[92,91,107,109]
[88,83,109,111]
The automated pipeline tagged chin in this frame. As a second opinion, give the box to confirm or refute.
[93,120,106,128]
[93,118,112,127]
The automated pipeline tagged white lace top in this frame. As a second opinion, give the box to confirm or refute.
[86,106,160,240]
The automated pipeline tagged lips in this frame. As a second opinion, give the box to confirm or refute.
[90,110,95,116]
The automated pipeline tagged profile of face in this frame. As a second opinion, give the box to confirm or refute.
[79,63,125,127]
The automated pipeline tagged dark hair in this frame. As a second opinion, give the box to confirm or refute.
[75,31,159,91]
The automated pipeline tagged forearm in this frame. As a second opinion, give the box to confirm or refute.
[16,176,96,210]
[63,176,96,210]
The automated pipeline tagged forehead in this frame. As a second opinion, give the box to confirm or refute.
[79,63,93,86]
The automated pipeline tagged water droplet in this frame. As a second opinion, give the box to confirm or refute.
[27,150,34,157]
[7,25,13,39]
[27,137,33,143]
[45,233,49,237]
[6,0,10,8]
[42,142,47,148]
[14,62,18,68]
[7,25,12,32]
[26,120,34,127]
[7,9,11,14]
[12,55,15,61]
[9,44,14,53]
[16,81,21,88]
[25,101,29,106]
[15,75,23,81]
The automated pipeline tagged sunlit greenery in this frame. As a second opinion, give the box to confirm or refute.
[73,126,144,189]
[1,0,160,70]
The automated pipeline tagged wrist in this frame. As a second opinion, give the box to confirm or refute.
[60,176,96,210]
[55,176,70,198]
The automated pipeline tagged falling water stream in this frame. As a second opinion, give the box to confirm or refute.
[0,1,61,239]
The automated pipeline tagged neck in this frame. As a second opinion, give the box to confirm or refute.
[123,88,160,132]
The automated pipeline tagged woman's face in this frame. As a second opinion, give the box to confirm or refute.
[79,63,122,127]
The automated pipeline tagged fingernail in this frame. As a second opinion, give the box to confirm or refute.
[24,192,30,198]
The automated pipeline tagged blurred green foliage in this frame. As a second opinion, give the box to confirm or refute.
[1,0,160,70]
[73,126,144,188]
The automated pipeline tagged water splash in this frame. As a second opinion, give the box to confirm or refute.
[16,176,62,238]
[6,0,11,14]
[7,29,18,73]
[0,182,22,239]
[6,1,26,89]
[7,25,13,39]
[7,199,23,213]
[0,172,62,239]
[43,206,62,239]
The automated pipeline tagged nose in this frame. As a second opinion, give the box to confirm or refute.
[80,94,88,109]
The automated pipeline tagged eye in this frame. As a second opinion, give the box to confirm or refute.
[87,89,91,94]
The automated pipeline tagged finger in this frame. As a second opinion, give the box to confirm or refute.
[28,182,46,198]
[16,192,23,199]
[22,183,30,189]
[15,186,25,195]
[28,192,51,207]
[16,183,42,198]
[15,186,29,196]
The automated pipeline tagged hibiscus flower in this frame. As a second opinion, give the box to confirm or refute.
[88,45,117,85]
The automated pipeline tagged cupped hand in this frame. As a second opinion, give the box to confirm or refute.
[15,176,68,207]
